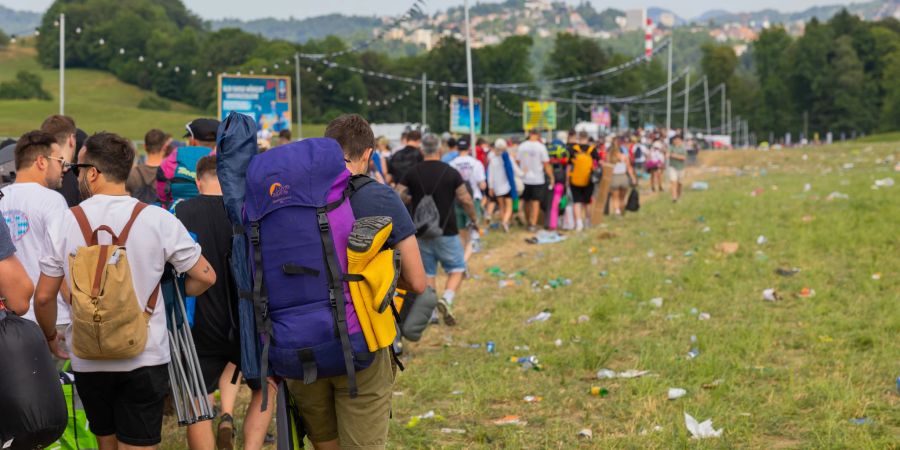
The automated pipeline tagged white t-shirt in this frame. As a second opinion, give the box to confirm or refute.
[0,183,70,324]
[516,140,550,185]
[41,194,202,373]
[449,154,486,200]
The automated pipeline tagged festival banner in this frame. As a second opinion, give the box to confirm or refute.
[218,75,292,133]
[449,95,483,134]
[522,101,558,131]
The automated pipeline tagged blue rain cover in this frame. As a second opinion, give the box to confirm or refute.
[216,112,262,378]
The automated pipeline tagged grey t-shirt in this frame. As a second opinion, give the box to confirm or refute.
[0,217,15,260]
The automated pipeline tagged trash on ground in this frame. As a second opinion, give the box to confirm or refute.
[763,288,781,301]
[668,388,687,400]
[702,226,711,233]
[511,356,542,371]
[698,312,711,321]
[590,386,610,396]
[646,250,655,258]
[649,297,663,308]
[804,183,812,192]
[690,308,699,315]
[451,390,464,395]
[554,338,563,347]
[775,268,800,277]
[526,311,551,324]
[577,315,590,323]
[843,163,855,169]
[873,177,895,189]
[691,181,709,190]
[589,247,598,254]
[702,379,724,389]
[826,191,849,201]
[486,266,504,277]
[498,280,521,289]
[872,273,882,280]
[486,341,495,353]
[577,428,593,439]
[756,235,768,245]
[513,345,530,351]
[639,425,664,435]
[666,313,683,320]
[393,391,405,396]
[849,418,873,425]
[525,230,566,245]
[798,287,816,298]
[406,410,443,428]
[440,428,466,434]
[684,412,723,439]
[802,215,815,223]
[523,395,542,403]
[598,270,608,277]
[491,415,526,426]
[597,369,651,379]
[818,335,834,343]
[751,188,764,197]
[716,242,740,254]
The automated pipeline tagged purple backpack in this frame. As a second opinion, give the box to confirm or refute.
[244,138,373,399]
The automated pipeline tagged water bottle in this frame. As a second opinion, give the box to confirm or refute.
[486,341,495,354]
[470,228,481,254]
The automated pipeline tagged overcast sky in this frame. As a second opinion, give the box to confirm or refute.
[1,0,850,21]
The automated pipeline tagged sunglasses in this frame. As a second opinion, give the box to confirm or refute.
[67,163,101,177]
[44,155,68,167]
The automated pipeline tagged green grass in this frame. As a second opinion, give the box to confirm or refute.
[157,142,899,448]
[0,44,325,141]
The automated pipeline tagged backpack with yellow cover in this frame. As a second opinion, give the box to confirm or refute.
[569,144,595,187]
[68,203,159,360]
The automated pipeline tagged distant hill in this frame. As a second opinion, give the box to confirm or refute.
[0,5,41,36]
[209,14,382,44]
[691,0,900,25]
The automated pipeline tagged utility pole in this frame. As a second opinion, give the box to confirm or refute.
[665,37,673,132]
[720,83,726,134]
[293,53,302,139]
[485,85,491,136]
[682,71,690,134]
[703,76,711,136]
[803,110,809,140]
[463,0,477,145]
[571,92,576,129]
[735,115,741,148]
[726,100,732,147]
[59,13,65,115]
[421,73,427,129]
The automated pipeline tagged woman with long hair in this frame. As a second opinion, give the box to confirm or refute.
[608,136,637,215]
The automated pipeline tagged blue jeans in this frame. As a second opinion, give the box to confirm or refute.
[418,235,466,277]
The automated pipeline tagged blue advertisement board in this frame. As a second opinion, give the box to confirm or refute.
[218,75,292,133]
[449,95,482,134]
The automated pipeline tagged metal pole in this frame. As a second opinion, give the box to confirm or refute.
[463,0,477,145]
[735,115,741,148]
[485,85,491,135]
[682,71,690,134]
[720,84,726,134]
[665,37,673,132]
[726,100,732,146]
[421,73,427,129]
[294,53,302,139]
[703,76,711,136]
[571,92,576,129]
[59,13,65,115]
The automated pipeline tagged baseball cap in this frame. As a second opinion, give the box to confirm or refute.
[457,138,470,151]
[183,118,221,141]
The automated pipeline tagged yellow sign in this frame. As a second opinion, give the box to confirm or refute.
[522,101,557,131]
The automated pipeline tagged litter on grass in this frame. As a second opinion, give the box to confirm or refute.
[756,235,768,245]
[698,312,711,321]
[525,230,566,245]
[702,379,725,389]
[716,242,740,254]
[763,288,782,301]
[578,428,593,439]
[798,287,816,298]
[406,410,443,428]
[577,315,590,323]
[684,412,723,439]
[873,178,895,189]
[440,428,466,434]
[691,181,709,190]
[649,297,664,308]
[596,369,651,379]
[872,273,882,280]
[849,418,873,425]
[826,191,849,201]
[667,388,687,400]
[491,415,527,426]
[523,395,542,403]
[775,268,800,277]
[590,386,609,396]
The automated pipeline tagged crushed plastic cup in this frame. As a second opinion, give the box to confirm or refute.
[763,288,781,301]
[649,297,663,308]
[406,410,442,428]
[498,279,521,289]
[849,418,872,425]
[668,388,687,400]
[690,308,699,315]
[526,311,552,324]
[684,412,723,439]
[687,348,700,359]
[646,250,655,258]
[590,255,598,266]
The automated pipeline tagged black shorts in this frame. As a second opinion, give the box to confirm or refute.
[199,352,261,393]
[571,184,595,204]
[521,184,547,201]
[75,364,170,446]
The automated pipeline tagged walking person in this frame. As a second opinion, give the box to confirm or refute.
[567,131,600,231]
[486,138,522,233]
[449,137,487,262]
[608,137,638,216]
[646,140,666,192]
[33,131,216,450]
[517,130,553,232]
[667,135,688,202]
[388,129,423,185]
[546,139,569,231]
[397,134,478,326]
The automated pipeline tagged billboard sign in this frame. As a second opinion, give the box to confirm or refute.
[449,95,482,134]
[218,74,292,134]
[522,101,557,131]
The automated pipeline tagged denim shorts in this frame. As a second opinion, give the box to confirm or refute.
[418,234,466,277]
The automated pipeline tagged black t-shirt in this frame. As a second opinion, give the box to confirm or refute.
[56,171,81,207]
[349,178,416,247]
[400,160,464,237]
[175,195,238,355]
[388,146,423,183]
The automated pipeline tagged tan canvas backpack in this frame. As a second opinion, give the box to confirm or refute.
[68,203,159,360]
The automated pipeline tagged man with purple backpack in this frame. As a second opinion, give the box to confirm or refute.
[235,113,425,450]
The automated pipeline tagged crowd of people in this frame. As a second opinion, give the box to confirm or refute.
[0,112,693,450]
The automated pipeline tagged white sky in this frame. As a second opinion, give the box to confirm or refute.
[1,0,850,21]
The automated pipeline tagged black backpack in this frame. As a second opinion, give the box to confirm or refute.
[412,165,451,239]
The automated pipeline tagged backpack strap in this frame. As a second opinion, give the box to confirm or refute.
[249,221,273,411]
[315,206,359,398]
[70,206,94,245]
[117,202,147,245]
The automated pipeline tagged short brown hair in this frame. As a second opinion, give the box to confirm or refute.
[40,115,76,145]
[324,114,375,161]
[82,132,135,183]
[14,130,58,170]
[195,155,217,180]
[144,129,170,154]
[406,129,422,142]
[278,129,292,141]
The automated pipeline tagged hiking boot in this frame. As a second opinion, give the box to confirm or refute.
[216,413,235,450]
[348,216,392,253]
[436,297,457,326]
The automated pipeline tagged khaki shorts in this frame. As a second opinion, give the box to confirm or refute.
[667,167,685,183]
[287,349,395,448]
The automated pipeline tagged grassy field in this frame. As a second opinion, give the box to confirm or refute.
[159,140,898,448]
[0,44,326,141]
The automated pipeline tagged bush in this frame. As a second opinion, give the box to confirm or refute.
[137,95,171,111]
[0,29,9,49]
[0,70,52,100]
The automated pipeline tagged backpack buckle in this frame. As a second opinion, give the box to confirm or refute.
[317,213,329,232]
[249,223,260,245]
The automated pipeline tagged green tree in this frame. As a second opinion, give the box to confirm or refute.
[0,29,9,49]
[829,35,874,133]
[753,27,794,136]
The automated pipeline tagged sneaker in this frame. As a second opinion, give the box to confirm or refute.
[216,413,235,450]
[436,298,457,326]
[502,223,510,233]
[527,225,538,233]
